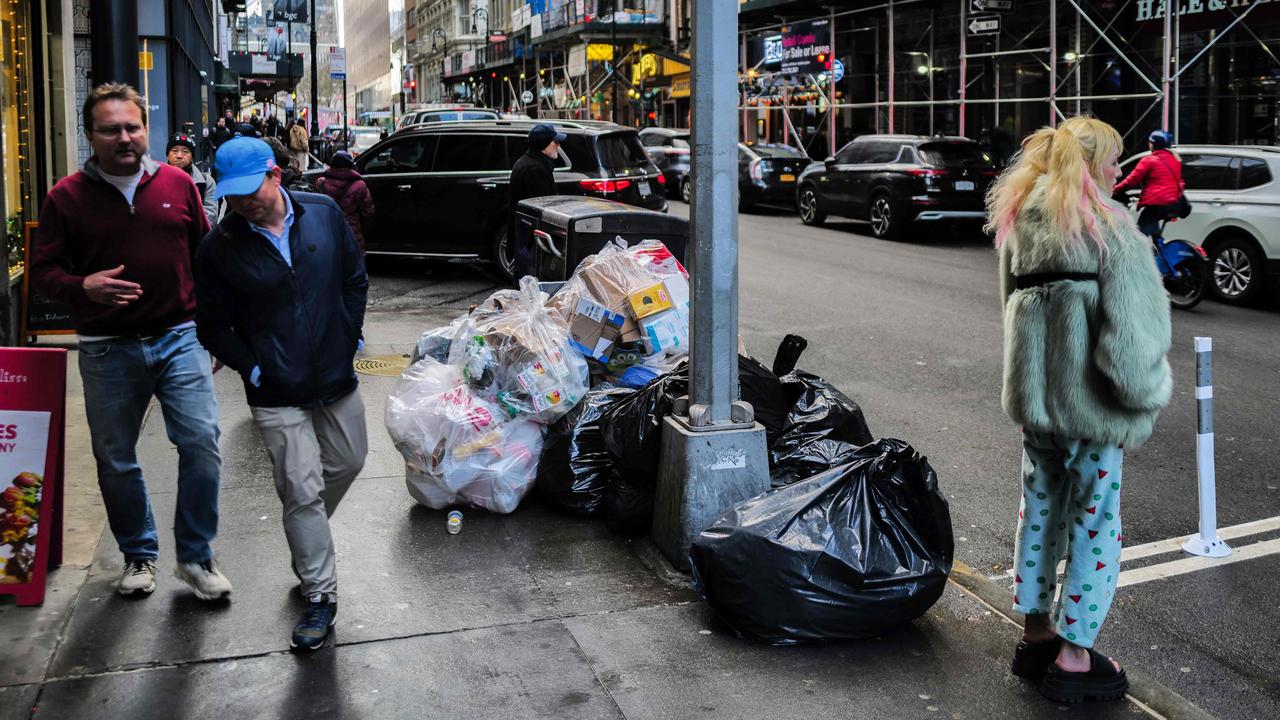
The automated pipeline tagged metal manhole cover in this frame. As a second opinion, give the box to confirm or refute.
[354,354,411,377]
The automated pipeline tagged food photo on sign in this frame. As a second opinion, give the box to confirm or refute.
[0,412,51,585]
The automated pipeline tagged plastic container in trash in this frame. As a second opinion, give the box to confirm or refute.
[515,196,688,281]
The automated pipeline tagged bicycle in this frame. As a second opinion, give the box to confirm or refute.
[1150,217,1208,310]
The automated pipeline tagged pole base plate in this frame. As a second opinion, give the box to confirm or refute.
[1182,534,1232,558]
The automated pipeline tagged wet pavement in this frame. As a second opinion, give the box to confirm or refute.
[0,261,1214,720]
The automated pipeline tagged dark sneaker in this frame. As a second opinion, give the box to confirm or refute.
[291,595,337,651]
[118,559,158,596]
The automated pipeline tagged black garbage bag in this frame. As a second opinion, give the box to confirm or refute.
[605,479,653,536]
[537,385,636,517]
[770,371,874,486]
[600,356,789,491]
[690,438,954,645]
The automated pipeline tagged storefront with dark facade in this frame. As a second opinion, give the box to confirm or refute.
[739,0,1280,159]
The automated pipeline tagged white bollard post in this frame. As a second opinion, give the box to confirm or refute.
[1182,337,1232,558]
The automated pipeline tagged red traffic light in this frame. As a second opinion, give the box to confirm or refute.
[816,53,825,64]
[647,111,656,120]
[491,72,497,78]
[409,80,417,88]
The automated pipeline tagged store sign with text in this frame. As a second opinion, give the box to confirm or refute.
[1136,0,1280,30]
[755,18,832,76]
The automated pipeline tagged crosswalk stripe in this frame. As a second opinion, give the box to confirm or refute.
[1117,537,1280,588]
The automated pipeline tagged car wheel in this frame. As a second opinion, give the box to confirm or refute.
[680,177,691,203]
[868,192,902,239]
[1209,236,1266,304]
[492,225,518,283]
[798,185,826,226]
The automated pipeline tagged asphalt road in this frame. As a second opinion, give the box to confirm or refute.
[366,201,1280,719]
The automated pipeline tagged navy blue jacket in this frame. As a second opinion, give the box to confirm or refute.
[195,189,369,408]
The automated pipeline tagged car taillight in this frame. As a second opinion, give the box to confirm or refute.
[910,168,950,177]
[749,160,763,182]
[982,169,999,177]
[579,179,633,193]
[656,174,666,185]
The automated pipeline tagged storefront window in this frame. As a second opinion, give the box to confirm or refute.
[1,0,35,277]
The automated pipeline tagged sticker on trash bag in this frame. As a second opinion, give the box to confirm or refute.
[531,388,566,413]
[517,362,551,392]
[710,447,748,470]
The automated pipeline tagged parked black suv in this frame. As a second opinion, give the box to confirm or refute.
[796,134,997,238]
[309,120,668,278]
[639,127,691,194]
[674,143,811,211]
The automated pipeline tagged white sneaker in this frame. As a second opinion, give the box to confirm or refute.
[118,559,157,596]
[175,559,234,601]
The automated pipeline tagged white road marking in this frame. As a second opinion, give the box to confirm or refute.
[990,515,1280,582]
[1117,537,1280,588]
[1121,515,1280,563]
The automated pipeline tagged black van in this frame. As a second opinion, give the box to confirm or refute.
[311,120,668,278]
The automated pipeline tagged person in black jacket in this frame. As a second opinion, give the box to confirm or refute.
[194,137,368,652]
[508,123,565,277]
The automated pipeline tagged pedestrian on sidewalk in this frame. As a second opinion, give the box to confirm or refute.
[30,82,232,601]
[314,151,374,255]
[195,136,369,651]
[986,116,1172,703]
[288,118,311,171]
[508,123,565,277]
[165,133,218,227]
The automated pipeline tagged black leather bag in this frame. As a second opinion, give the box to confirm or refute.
[1154,154,1193,219]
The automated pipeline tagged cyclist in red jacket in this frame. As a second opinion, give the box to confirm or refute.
[1113,130,1184,242]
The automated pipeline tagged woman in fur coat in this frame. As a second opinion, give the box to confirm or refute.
[985,116,1172,704]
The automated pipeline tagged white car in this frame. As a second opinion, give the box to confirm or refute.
[1120,145,1280,304]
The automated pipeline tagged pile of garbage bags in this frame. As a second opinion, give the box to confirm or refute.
[690,439,954,645]
[385,277,588,513]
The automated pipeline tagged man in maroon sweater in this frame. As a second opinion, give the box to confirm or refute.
[31,83,232,601]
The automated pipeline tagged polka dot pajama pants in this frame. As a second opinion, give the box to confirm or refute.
[1012,429,1123,649]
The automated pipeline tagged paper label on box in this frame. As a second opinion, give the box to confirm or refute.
[517,362,548,392]
[575,298,607,324]
[629,283,674,319]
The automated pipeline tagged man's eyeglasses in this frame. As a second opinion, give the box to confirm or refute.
[93,124,145,139]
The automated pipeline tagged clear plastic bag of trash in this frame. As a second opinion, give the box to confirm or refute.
[449,276,589,424]
[385,357,544,514]
[411,316,466,366]
[690,438,954,645]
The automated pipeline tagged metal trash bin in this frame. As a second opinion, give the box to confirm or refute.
[515,196,688,281]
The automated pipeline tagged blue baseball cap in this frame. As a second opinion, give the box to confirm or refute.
[213,137,277,199]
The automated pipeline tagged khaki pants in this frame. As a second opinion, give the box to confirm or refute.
[252,388,368,598]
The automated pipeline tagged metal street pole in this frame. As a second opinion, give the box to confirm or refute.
[653,0,769,570]
[310,0,319,135]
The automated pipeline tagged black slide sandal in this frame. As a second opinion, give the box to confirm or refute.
[1010,637,1062,679]
[1040,648,1129,703]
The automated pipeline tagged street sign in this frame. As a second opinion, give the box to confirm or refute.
[521,90,534,105]
[328,47,346,81]
[970,0,1013,12]
[968,15,1001,35]
[831,59,845,83]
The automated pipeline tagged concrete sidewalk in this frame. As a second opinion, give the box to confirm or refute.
[0,302,1211,720]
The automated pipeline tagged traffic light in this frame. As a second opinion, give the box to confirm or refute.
[409,80,417,89]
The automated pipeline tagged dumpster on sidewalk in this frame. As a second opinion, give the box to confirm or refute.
[515,196,688,282]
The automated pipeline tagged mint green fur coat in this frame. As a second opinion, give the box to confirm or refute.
[999,179,1173,448]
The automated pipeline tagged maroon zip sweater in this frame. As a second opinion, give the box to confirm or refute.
[32,156,210,336]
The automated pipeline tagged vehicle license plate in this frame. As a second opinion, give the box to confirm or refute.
[639,181,652,195]
[955,180,975,191]
[780,174,796,182]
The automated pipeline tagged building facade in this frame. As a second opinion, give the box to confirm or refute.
[345,0,394,123]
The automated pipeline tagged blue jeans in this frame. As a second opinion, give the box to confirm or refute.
[78,327,221,564]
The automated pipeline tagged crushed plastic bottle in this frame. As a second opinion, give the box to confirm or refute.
[447,510,463,535]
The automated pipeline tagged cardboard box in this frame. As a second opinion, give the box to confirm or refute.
[568,297,625,362]
[628,282,674,319]
[640,307,689,357]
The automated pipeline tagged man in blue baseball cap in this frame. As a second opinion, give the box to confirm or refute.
[196,135,369,651]
[507,123,568,278]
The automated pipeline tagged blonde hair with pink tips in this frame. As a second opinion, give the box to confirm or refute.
[985,116,1126,253]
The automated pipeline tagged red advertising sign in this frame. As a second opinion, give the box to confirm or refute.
[0,349,66,606]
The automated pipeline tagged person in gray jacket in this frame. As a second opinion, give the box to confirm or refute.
[166,134,218,226]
